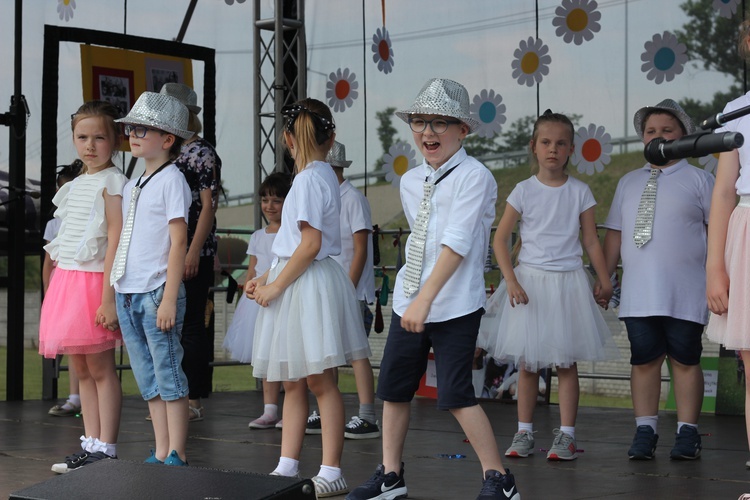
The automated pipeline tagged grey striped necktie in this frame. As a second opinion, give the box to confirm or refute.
[402,181,433,297]
[110,185,140,285]
[633,168,660,248]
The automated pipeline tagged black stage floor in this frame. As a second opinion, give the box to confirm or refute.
[2,391,750,499]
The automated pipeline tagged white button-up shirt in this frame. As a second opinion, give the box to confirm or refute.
[393,148,497,322]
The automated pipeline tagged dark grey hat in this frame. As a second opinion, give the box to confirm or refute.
[633,98,695,139]
[160,82,201,114]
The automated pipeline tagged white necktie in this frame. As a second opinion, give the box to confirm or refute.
[110,185,140,285]
[633,168,660,248]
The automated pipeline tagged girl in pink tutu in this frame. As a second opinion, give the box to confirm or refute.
[40,101,128,473]
[706,19,750,468]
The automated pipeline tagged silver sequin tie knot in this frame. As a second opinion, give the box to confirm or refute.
[633,168,660,248]
[403,181,434,297]
[110,185,141,285]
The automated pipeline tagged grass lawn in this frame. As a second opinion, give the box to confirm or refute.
[0,347,361,401]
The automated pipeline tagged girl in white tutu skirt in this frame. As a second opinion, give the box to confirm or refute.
[478,110,618,462]
[246,98,370,497]
[223,172,290,430]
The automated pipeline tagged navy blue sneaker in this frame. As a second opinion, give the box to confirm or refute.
[477,469,520,500]
[670,425,701,460]
[628,425,658,460]
[80,451,117,466]
[51,450,90,474]
[346,463,407,500]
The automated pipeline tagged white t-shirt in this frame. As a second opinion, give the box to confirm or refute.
[272,161,341,260]
[332,180,376,303]
[43,217,61,243]
[247,227,277,277]
[718,92,750,195]
[113,164,191,293]
[508,175,596,272]
[393,148,497,322]
[603,160,714,324]
[45,166,128,272]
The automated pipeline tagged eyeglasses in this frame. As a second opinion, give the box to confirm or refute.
[408,117,462,134]
[123,124,157,138]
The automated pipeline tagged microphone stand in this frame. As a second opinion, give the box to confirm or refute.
[700,102,750,131]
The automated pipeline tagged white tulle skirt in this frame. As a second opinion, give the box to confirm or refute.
[222,294,259,363]
[252,257,372,382]
[478,264,619,371]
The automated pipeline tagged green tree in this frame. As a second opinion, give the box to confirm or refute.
[463,134,502,158]
[375,107,398,171]
[674,0,747,121]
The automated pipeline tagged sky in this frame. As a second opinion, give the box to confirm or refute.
[0,0,737,201]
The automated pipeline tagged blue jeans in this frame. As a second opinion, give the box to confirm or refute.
[116,283,189,401]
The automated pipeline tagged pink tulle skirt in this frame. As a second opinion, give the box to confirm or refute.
[39,268,121,358]
[707,201,750,349]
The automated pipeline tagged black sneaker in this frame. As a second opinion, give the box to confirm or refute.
[346,463,407,500]
[305,410,322,435]
[477,469,520,500]
[51,450,90,474]
[81,451,117,466]
[670,425,701,460]
[345,416,381,440]
[628,425,658,460]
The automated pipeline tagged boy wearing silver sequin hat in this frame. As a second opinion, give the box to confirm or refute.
[347,79,521,500]
[112,91,193,466]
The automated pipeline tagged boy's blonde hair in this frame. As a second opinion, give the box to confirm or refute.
[739,19,750,61]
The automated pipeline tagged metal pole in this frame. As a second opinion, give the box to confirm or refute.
[6,0,27,401]
[623,0,628,154]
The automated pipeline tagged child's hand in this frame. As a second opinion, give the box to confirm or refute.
[593,279,613,309]
[707,270,730,315]
[253,283,281,307]
[401,295,430,333]
[156,301,177,332]
[95,301,120,332]
[506,280,528,307]
[184,249,200,280]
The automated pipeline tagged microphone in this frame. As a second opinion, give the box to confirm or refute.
[644,131,744,166]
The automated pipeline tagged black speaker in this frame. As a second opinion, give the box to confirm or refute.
[10,459,315,500]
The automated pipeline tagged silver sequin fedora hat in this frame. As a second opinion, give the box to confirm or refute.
[633,98,695,140]
[116,92,193,139]
[160,82,201,114]
[395,78,480,133]
[326,141,353,168]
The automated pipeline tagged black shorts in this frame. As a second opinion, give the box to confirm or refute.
[376,308,483,410]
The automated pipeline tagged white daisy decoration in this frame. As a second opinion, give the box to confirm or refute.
[57,0,76,21]
[699,153,719,175]
[326,68,359,113]
[470,89,507,139]
[383,141,416,188]
[372,27,395,74]
[572,123,612,175]
[552,0,601,46]
[713,0,741,18]
[640,31,688,84]
[511,37,552,87]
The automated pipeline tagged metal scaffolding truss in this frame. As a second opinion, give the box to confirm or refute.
[253,0,306,228]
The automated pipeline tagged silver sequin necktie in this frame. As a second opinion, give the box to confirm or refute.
[110,185,141,285]
[402,181,434,297]
[110,161,171,285]
[633,168,660,248]
[402,162,462,297]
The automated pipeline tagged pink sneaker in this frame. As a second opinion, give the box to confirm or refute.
[248,414,279,429]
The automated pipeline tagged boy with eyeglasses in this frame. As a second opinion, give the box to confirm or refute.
[347,78,520,500]
[113,92,193,466]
